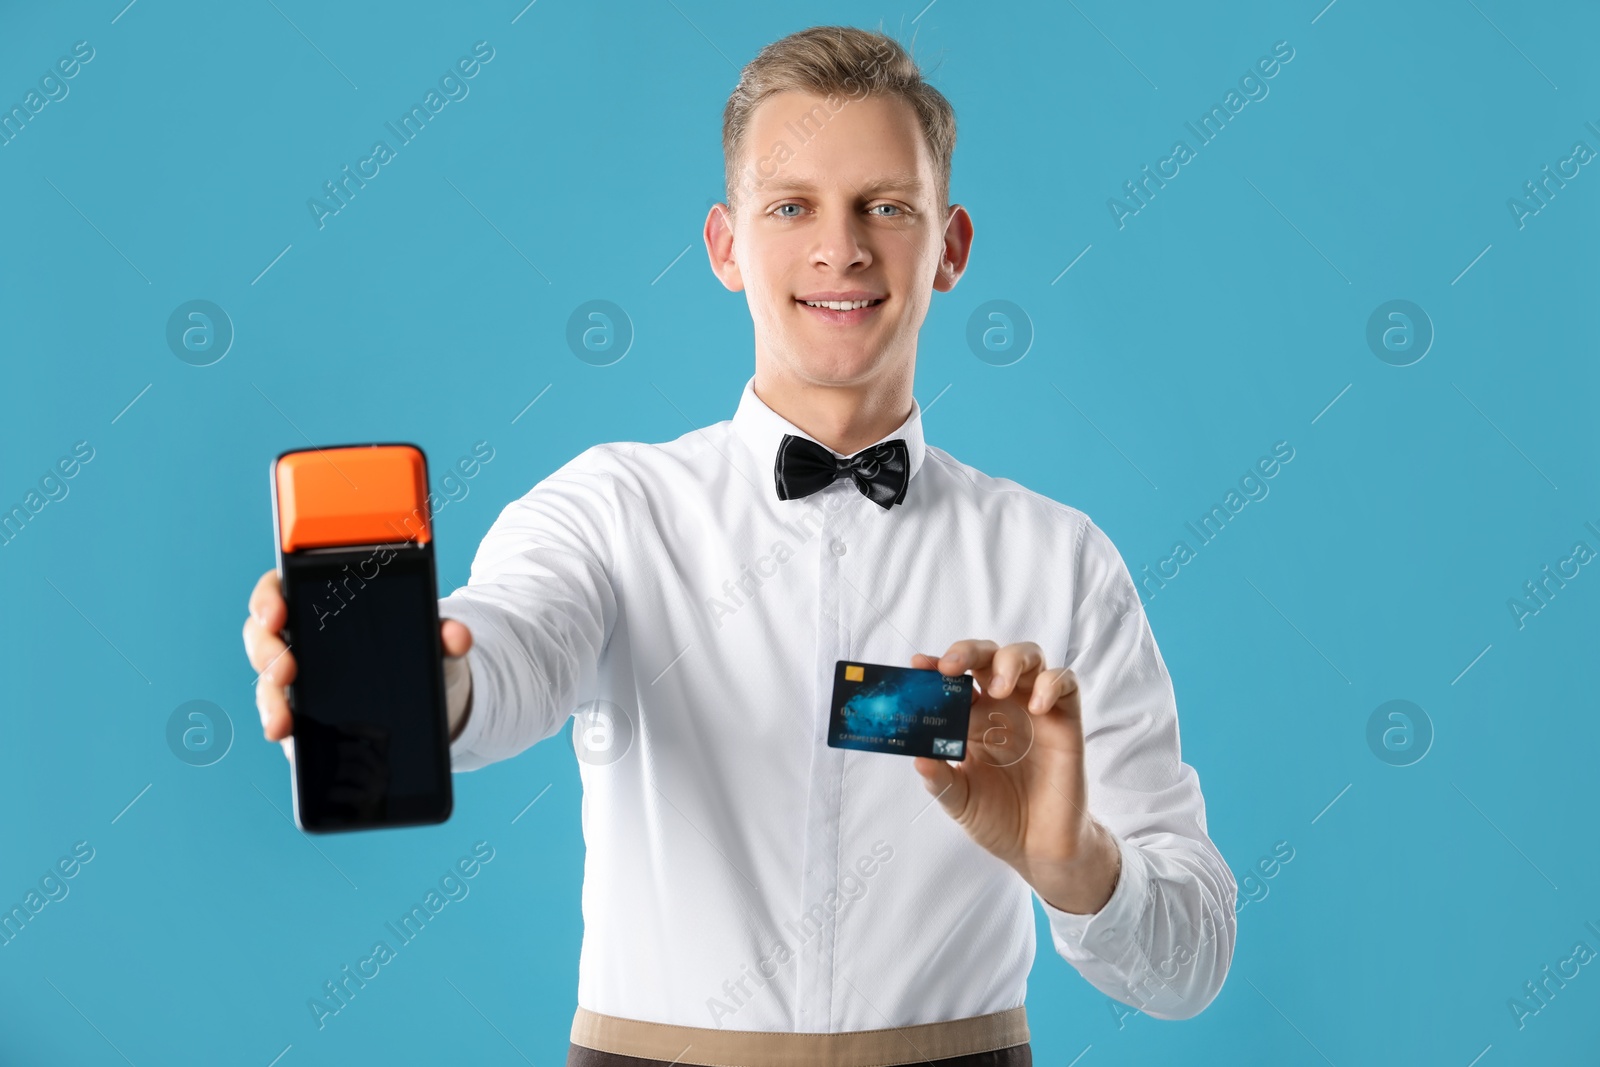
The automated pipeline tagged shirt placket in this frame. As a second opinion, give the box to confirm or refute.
[795,479,854,1029]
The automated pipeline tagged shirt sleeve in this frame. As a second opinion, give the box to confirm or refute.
[437,446,622,773]
[1035,515,1237,1020]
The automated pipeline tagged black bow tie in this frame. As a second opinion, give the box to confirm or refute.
[774,433,910,510]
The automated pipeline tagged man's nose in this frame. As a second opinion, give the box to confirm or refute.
[812,207,871,269]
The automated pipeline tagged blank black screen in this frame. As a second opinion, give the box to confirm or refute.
[284,548,449,829]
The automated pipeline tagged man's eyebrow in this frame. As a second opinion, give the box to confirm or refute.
[759,174,926,195]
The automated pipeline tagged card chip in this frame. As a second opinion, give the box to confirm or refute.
[845,664,865,682]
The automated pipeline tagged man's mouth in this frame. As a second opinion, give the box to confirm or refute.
[794,296,886,323]
[797,298,884,310]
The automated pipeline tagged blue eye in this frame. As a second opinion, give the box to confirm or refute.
[771,203,907,218]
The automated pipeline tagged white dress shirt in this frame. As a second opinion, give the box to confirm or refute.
[437,374,1236,1032]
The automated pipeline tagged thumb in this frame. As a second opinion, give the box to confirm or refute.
[441,618,473,658]
[913,756,969,817]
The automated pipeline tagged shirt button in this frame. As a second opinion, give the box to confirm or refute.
[831,540,846,556]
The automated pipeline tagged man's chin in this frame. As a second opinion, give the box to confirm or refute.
[773,344,893,385]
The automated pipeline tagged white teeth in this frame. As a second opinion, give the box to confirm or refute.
[801,299,880,311]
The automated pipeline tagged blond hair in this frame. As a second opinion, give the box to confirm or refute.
[721,25,956,218]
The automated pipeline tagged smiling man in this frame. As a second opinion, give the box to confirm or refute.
[245,23,1234,1067]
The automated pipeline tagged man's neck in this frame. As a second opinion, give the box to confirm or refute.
[753,362,915,457]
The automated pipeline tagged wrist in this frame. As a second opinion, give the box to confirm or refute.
[1034,821,1121,915]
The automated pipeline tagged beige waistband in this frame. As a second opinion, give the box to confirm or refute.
[571,1005,1029,1067]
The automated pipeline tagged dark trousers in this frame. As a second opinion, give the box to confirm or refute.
[567,1041,1033,1067]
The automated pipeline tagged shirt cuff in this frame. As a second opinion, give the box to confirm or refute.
[1036,828,1151,962]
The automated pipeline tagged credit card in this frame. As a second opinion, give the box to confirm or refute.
[826,660,973,760]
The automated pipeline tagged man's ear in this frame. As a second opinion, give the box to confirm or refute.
[705,203,745,293]
[932,204,974,293]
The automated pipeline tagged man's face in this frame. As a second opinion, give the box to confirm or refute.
[706,91,972,389]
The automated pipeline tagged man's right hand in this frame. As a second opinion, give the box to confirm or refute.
[241,569,474,762]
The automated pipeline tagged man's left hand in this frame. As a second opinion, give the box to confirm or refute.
[911,639,1121,915]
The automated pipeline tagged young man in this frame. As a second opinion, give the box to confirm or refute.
[243,25,1234,1067]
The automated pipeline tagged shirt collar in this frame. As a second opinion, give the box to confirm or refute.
[730,374,927,497]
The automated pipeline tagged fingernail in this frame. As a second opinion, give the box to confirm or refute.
[992,674,1009,693]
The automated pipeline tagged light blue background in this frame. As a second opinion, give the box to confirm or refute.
[2,1,1596,1064]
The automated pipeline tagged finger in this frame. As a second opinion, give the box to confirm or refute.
[244,625,296,690]
[912,755,970,815]
[243,618,296,683]
[914,653,981,706]
[243,569,293,681]
[440,618,473,658]
[936,639,999,677]
[985,641,1047,700]
[256,675,293,741]
[247,569,285,633]
[1026,666,1081,715]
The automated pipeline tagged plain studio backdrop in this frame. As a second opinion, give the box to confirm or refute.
[1,1,1595,1064]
